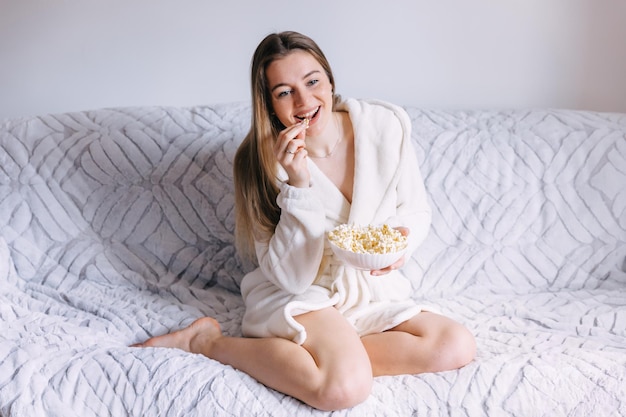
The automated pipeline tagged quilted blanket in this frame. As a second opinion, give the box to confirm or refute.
[1,103,625,416]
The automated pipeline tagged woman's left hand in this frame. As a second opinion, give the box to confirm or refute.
[370,226,409,276]
[370,256,405,276]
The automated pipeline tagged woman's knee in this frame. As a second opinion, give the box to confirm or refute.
[436,322,476,371]
[399,312,476,372]
[311,373,373,411]
[295,308,374,410]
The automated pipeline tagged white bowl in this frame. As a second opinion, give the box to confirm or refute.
[327,224,408,270]
[329,241,407,270]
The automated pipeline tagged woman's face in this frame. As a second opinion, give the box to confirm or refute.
[265,50,334,137]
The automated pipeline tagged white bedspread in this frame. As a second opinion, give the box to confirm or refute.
[1,103,625,416]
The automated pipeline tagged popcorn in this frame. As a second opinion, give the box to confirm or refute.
[328,224,407,254]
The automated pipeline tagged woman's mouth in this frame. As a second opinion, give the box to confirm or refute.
[296,107,320,123]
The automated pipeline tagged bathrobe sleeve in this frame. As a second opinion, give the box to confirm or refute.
[253,182,326,295]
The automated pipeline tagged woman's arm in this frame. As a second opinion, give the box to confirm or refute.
[254,182,326,294]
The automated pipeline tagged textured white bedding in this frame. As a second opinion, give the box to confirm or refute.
[1,103,625,416]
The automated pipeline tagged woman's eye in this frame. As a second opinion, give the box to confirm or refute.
[307,79,319,86]
[277,89,292,98]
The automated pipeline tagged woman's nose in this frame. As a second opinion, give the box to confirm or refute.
[294,88,311,106]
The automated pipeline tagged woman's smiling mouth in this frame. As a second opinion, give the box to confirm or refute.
[296,106,320,122]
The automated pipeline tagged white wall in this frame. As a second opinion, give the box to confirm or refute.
[1,0,625,120]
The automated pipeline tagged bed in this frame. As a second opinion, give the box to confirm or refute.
[1,102,625,416]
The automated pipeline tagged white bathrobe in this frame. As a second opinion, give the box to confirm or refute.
[240,98,432,345]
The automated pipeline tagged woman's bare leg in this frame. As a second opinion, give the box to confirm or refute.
[132,308,372,411]
[361,312,476,376]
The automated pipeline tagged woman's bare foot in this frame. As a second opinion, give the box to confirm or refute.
[131,317,221,357]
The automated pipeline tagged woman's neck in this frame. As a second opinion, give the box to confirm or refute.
[307,112,343,159]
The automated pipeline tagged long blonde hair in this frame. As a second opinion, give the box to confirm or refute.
[234,31,338,260]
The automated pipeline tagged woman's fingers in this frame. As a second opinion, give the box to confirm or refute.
[275,121,310,187]
[276,121,308,156]
[370,255,406,276]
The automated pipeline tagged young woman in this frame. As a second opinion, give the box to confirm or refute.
[134,31,475,411]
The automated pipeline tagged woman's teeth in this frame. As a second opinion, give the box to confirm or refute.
[298,107,319,121]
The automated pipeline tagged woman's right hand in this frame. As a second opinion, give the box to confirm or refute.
[274,120,310,188]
